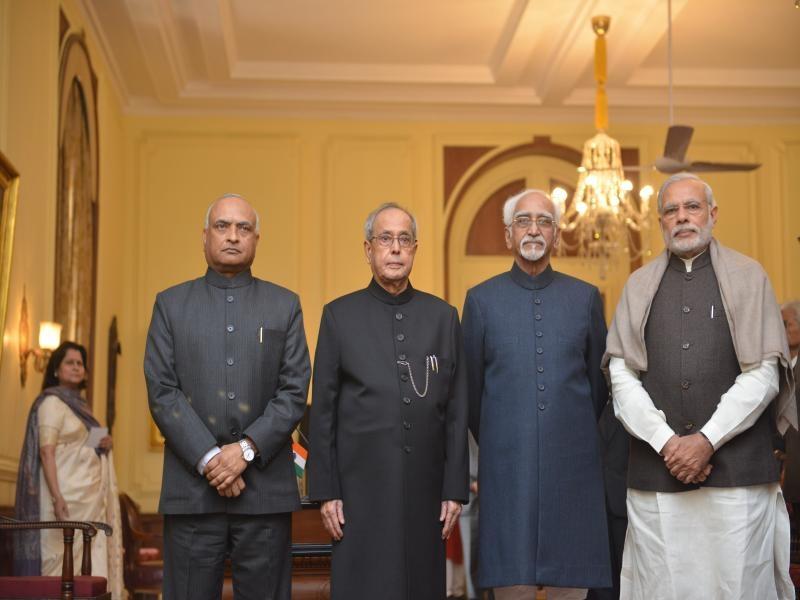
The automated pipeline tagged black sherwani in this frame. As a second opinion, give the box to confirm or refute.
[307,280,469,600]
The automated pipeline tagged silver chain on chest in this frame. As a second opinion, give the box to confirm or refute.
[396,355,438,398]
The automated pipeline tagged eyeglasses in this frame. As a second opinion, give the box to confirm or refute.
[661,201,707,220]
[511,216,556,230]
[371,233,416,248]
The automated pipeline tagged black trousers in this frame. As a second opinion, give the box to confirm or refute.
[163,512,292,600]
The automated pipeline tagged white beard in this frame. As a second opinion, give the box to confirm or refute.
[663,219,713,256]
[520,234,546,262]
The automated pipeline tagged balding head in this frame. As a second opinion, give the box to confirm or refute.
[202,194,261,277]
[205,193,260,233]
[782,301,800,358]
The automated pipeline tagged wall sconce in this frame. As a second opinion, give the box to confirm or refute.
[19,287,62,387]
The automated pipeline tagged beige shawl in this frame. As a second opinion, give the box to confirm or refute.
[604,238,797,434]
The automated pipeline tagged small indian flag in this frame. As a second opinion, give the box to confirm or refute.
[293,442,307,478]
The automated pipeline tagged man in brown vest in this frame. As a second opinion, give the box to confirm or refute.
[604,173,796,600]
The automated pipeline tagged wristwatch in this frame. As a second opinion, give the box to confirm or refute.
[239,438,255,463]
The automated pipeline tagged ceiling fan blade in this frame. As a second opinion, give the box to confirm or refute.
[654,156,689,174]
[686,161,762,172]
[622,165,655,172]
[663,125,694,162]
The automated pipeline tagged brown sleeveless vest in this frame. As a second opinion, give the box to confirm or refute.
[627,251,780,492]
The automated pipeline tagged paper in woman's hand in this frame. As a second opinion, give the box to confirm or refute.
[84,426,108,448]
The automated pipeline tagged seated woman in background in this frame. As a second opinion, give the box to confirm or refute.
[14,341,123,599]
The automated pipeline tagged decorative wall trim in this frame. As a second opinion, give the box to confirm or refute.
[0,457,18,483]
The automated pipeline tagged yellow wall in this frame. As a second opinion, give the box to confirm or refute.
[1,2,798,512]
[0,0,126,504]
[117,117,800,511]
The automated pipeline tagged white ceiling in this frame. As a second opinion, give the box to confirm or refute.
[78,0,800,122]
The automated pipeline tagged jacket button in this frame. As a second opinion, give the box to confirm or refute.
[227,295,234,303]
[534,298,542,305]
[535,314,542,321]
[682,306,691,313]
[537,403,545,410]
[682,342,690,350]
[538,384,545,391]
[685,422,694,431]
[231,429,239,437]
[403,421,411,430]
[396,333,405,342]
[403,397,411,405]
[537,366,544,373]
[403,446,412,454]
[226,357,234,366]
[400,374,408,382]
[395,312,403,321]
[536,348,543,355]
[227,392,236,400]
[398,353,407,361]
[681,380,691,390]
[536,331,543,338]
[226,325,234,333]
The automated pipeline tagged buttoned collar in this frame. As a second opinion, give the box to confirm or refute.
[509,261,555,290]
[367,278,415,305]
[668,247,711,274]
[204,267,254,289]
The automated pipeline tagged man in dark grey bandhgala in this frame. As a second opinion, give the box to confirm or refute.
[307,203,468,600]
[144,194,310,600]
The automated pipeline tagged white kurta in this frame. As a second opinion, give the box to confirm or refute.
[609,253,793,600]
[611,357,792,599]
[37,395,124,599]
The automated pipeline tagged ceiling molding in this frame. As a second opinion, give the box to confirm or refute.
[78,0,800,123]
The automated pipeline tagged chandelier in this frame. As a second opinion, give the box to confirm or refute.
[553,16,653,271]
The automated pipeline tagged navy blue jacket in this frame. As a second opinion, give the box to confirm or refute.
[462,263,611,589]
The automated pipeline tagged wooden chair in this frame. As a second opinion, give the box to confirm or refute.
[0,516,111,600]
[118,493,163,599]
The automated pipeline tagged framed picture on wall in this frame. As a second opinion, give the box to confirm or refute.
[0,151,20,370]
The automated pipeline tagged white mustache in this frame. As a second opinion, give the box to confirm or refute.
[671,224,700,238]
[522,234,545,246]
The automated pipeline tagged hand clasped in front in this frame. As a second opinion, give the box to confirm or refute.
[661,433,715,484]
[205,442,248,497]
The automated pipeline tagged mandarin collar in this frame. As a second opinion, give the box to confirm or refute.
[367,278,415,305]
[509,261,555,290]
[204,267,254,289]
[668,247,711,273]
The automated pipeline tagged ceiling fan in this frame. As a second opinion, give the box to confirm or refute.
[639,0,761,174]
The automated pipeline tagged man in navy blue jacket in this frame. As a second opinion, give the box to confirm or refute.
[462,189,611,600]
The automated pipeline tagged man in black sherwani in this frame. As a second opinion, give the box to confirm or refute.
[144,194,311,600]
[307,202,469,600]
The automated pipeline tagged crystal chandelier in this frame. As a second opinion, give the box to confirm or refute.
[553,16,653,270]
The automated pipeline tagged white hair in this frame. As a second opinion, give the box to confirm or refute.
[782,300,800,322]
[204,193,261,233]
[502,189,561,226]
[657,172,716,214]
[364,202,418,240]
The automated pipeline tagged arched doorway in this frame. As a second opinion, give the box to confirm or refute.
[443,137,638,322]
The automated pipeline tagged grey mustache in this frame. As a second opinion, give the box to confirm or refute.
[671,224,699,236]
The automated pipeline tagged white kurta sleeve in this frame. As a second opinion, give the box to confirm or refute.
[609,356,676,453]
[699,358,779,450]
